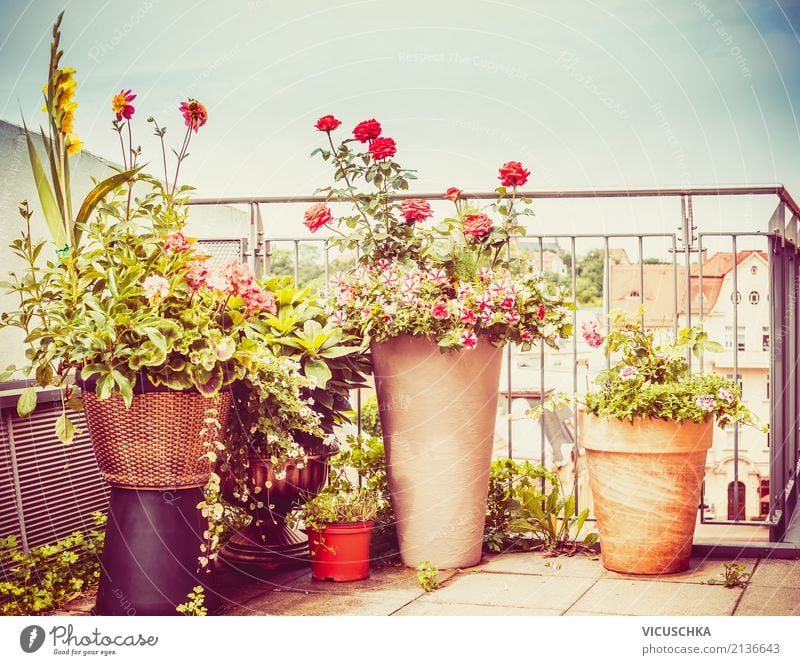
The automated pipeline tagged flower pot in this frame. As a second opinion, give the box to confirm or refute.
[370,334,503,569]
[219,449,334,568]
[582,413,713,575]
[307,521,375,582]
[83,389,232,490]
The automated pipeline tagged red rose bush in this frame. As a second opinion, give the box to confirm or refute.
[307,115,572,350]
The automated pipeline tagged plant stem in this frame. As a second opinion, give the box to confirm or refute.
[171,126,192,198]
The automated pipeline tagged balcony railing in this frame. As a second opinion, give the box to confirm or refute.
[1,184,798,571]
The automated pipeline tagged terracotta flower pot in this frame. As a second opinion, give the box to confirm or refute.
[370,334,503,569]
[307,521,375,582]
[582,413,713,575]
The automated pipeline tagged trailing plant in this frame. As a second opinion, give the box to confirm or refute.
[176,586,208,616]
[0,512,106,615]
[416,561,440,592]
[484,458,597,555]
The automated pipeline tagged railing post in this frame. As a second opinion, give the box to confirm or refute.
[769,203,788,540]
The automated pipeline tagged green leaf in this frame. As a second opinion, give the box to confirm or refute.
[17,387,37,417]
[75,168,139,226]
[189,364,224,396]
[303,358,332,388]
[21,118,66,247]
[55,413,75,444]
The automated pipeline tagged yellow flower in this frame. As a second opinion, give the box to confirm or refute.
[65,133,83,156]
[60,111,74,134]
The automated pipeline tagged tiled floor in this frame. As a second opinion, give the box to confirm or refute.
[58,551,800,616]
[211,551,800,616]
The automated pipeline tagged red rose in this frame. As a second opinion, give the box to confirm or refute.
[315,115,341,132]
[303,203,333,232]
[369,136,396,161]
[353,119,382,142]
[400,198,433,224]
[463,213,493,239]
[444,187,462,201]
[498,161,530,188]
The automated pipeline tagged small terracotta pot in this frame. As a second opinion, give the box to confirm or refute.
[371,335,503,569]
[582,413,713,575]
[307,521,375,582]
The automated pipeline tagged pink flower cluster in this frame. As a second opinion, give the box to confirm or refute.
[619,365,638,381]
[696,395,717,412]
[581,320,603,348]
[185,259,277,315]
[329,262,550,350]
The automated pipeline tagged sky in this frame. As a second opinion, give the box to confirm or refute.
[1,0,800,240]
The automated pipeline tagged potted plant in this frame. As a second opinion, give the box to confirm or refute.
[303,115,573,569]
[219,276,370,565]
[540,311,764,575]
[293,487,381,582]
[0,13,292,614]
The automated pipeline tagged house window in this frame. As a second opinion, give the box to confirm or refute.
[724,326,746,351]
[759,478,770,519]
[751,265,758,275]
[627,290,640,299]
[732,291,741,304]
[749,291,760,304]
[726,373,743,394]
[762,326,770,352]
[728,481,746,521]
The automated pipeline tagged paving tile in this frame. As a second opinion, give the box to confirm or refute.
[477,552,603,579]
[734,585,800,615]
[747,559,800,589]
[215,564,311,611]
[226,589,409,616]
[285,563,456,596]
[419,571,594,611]
[602,557,759,585]
[393,600,560,616]
[567,579,741,616]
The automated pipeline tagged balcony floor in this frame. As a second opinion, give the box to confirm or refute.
[58,551,800,616]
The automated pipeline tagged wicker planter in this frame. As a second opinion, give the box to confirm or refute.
[582,413,713,574]
[370,334,503,569]
[83,390,232,490]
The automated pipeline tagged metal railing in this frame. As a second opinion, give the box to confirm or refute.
[188,184,800,543]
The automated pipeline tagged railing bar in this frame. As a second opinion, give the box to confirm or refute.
[604,237,611,371]
[571,236,580,513]
[672,234,679,338]
[5,411,29,553]
[732,234,740,522]
[507,237,513,460]
[324,244,330,299]
[638,236,644,328]
[539,238,546,477]
[293,240,300,285]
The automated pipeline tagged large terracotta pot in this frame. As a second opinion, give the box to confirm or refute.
[582,413,713,575]
[371,334,503,569]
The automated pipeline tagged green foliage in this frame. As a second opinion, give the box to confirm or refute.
[0,512,106,615]
[574,248,605,307]
[582,311,764,429]
[359,395,383,438]
[318,435,398,560]
[707,563,750,588]
[176,586,207,616]
[484,459,597,555]
[294,487,381,532]
[416,561,440,592]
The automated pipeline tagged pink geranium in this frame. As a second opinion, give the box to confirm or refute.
[619,366,638,381]
[163,231,191,252]
[242,286,277,315]
[581,320,603,348]
[186,260,210,290]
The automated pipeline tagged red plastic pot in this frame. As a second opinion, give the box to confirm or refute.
[307,521,375,582]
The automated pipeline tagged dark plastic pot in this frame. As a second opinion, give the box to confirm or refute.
[307,521,375,582]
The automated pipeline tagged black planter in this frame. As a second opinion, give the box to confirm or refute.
[94,487,221,616]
